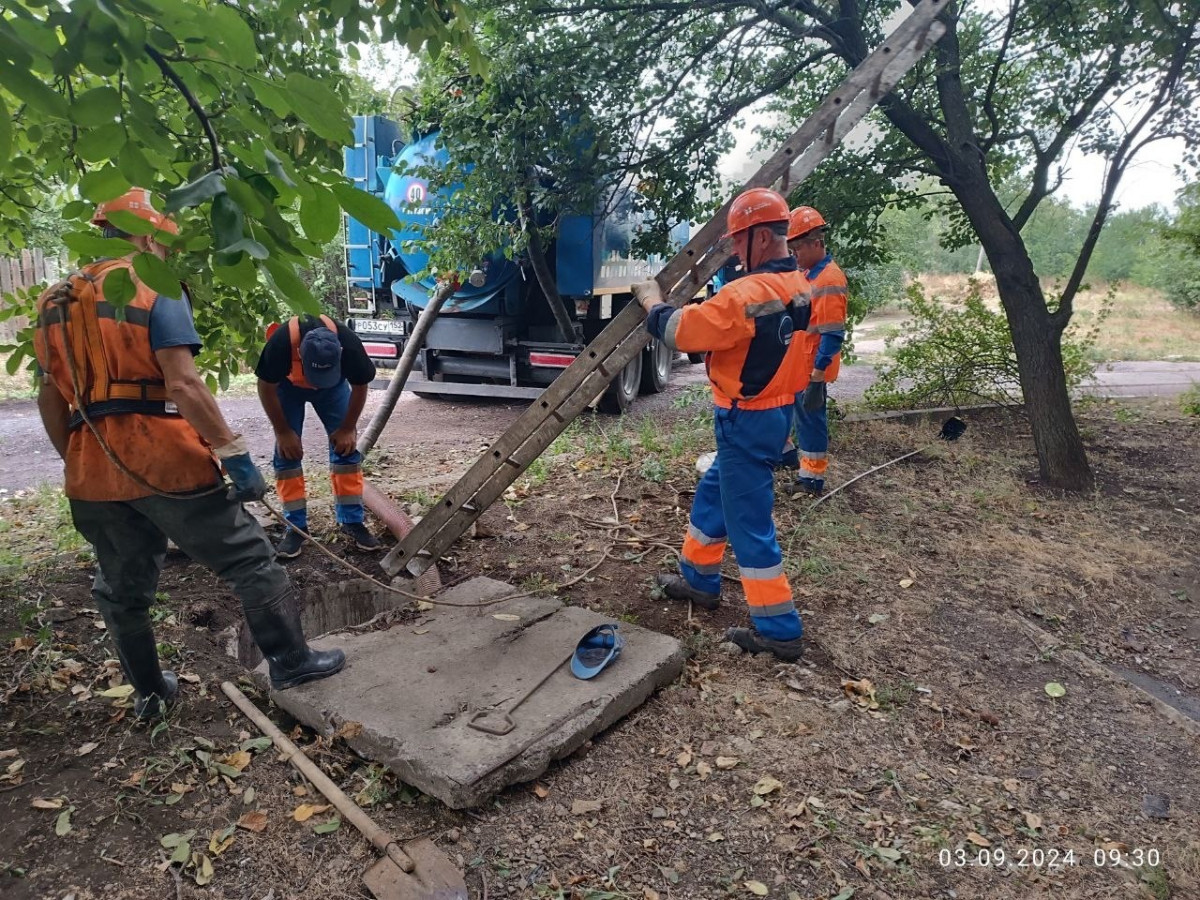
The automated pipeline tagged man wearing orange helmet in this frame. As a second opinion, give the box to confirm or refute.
[785,206,848,496]
[34,188,345,721]
[632,188,812,662]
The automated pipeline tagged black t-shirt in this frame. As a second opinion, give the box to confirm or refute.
[254,315,377,386]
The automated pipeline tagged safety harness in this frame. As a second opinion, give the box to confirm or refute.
[39,259,178,430]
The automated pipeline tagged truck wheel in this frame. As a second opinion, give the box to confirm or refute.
[640,338,672,394]
[598,352,642,414]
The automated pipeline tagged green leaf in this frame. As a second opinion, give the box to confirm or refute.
[79,167,132,204]
[165,171,227,213]
[6,346,27,376]
[211,194,246,251]
[210,5,257,63]
[264,149,295,187]
[213,254,260,290]
[0,96,10,162]
[117,143,157,188]
[1044,682,1066,698]
[312,818,342,835]
[70,86,123,127]
[54,806,75,837]
[104,209,158,236]
[332,182,399,235]
[216,238,269,262]
[61,231,138,259]
[284,73,352,142]
[160,830,196,849]
[0,59,69,118]
[239,737,273,753]
[300,185,341,243]
[261,257,317,312]
[131,252,182,298]
[102,266,137,307]
[247,76,292,117]
[169,840,191,864]
[76,123,127,163]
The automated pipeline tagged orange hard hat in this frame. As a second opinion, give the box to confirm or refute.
[91,187,179,236]
[725,188,790,236]
[787,206,827,242]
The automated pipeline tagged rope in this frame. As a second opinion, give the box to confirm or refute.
[47,284,532,611]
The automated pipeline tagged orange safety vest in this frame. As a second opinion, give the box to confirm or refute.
[265,315,338,389]
[804,258,848,383]
[664,267,813,410]
[33,259,221,502]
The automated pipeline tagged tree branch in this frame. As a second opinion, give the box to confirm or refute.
[1051,24,1198,331]
[144,44,222,172]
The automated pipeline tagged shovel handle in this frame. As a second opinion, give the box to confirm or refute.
[221,681,416,874]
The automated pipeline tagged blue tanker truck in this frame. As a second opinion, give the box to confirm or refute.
[342,115,697,412]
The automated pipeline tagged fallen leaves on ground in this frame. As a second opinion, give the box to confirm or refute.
[237,811,268,833]
[753,775,783,796]
[842,678,879,710]
[571,799,603,815]
[292,803,331,822]
[715,756,739,770]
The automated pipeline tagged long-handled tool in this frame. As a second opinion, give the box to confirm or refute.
[221,682,468,900]
[467,648,574,736]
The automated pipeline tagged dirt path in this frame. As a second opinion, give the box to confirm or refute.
[0,360,878,494]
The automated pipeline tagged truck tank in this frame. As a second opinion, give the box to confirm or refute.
[344,116,698,412]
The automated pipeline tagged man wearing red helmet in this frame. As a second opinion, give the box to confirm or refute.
[34,188,345,721]
[632,188,812,661]
[785,206,848,496]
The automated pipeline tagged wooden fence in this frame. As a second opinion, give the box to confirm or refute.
[0,249,64,341]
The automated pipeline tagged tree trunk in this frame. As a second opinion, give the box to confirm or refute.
[977,219,1095,492]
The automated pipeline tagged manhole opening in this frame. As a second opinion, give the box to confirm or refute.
[230,578,410,669]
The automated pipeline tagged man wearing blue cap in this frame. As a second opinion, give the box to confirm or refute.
[255,314,380,558]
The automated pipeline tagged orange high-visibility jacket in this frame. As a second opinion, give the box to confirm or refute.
[34,259,221,501]
[653,260,812,410]
[804,257,848,382]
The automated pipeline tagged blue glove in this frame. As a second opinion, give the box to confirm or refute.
[801,380,826,413]
[222,452,266,502]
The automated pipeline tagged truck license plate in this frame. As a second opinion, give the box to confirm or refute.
[352,318,403,335]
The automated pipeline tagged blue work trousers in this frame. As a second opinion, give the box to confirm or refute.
[681,405,803,642]
[272,379,364,530]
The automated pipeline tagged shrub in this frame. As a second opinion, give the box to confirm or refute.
[1181,384,1200,418]
[864,280,1099,410]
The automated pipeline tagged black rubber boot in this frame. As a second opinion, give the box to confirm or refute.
[783,476,824,497]
[725,626,805,662]
[655,573,721,611]
[104,621,178,719]
[244,588,346,690]
[134,671,178,720]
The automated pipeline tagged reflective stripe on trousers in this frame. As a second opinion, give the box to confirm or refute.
[794,393,829,479]
[680,405,802,641]
[272,379,365,529]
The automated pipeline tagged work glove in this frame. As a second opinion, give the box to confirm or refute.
[780,445,799,470]
[214,436,267,502]
[800,380,826,413]
[632,279,664,313]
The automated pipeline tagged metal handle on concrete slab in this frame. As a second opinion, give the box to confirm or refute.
[467,650,573,735]
[221,681,416,874]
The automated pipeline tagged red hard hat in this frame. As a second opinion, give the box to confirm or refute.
[787,206,827,241]
[725,188,790,236]
[91,187,179,236]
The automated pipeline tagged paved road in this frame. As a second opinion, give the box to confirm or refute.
[1,360,1196,494]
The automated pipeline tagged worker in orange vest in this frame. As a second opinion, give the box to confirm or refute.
[33,188,345,719]
[254,315,379,558]
[634,188,812,662]
[785,206,848,496]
